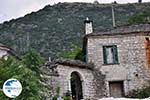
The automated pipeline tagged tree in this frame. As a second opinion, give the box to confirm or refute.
[0,49,47,100]
[22,49,45,76]
[114,1,117,4]
[128,9,150,25]
[93,0,99,4]
[139,0,142,3]
[60,45,84,61]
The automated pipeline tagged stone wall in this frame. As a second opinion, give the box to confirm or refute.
[42,59,106,99]
[56,64,95,99]
[92,69,106,98]
[87,34,150,96]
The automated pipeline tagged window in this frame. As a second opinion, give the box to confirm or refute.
[103,45,118,64]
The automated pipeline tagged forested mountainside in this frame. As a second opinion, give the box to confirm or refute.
[0,2,150,58]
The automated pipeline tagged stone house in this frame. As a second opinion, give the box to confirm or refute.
[43,19,150,100]
[0,43,17,59]
[84,20,150,98]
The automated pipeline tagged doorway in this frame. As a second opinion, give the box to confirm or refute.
[70,72,83,100]
[109,81,124,97]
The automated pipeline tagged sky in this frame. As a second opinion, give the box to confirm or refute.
[0,0,150,23]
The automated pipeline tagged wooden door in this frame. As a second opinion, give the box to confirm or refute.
[71,72,83,100]
[109,81,124,97]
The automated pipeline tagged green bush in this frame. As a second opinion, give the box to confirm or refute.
[136,86,150,98]
[128,9,150,25]
[0,49,47,100]
[61,44,84,61]
[126,83,150,98]
[63,96,71,100]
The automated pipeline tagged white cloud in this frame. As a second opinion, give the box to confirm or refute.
[0,0,51,23]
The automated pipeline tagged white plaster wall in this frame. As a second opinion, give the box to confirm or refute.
[0,49,7,58]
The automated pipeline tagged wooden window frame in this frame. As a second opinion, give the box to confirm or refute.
[103,45,119,65]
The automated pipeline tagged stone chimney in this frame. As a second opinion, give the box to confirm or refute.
[84,17,93,34]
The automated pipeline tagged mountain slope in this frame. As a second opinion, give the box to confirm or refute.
[0,2,150,58]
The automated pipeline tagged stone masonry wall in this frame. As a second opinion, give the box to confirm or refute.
[56,64,95,99]
[87,34,150,96]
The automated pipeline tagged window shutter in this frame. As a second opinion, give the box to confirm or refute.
[103,46,107,64]
[113,45,118,63]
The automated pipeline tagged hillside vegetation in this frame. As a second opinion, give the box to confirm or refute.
[0,2,150,59]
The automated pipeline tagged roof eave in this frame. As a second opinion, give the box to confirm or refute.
[85,31,150,38]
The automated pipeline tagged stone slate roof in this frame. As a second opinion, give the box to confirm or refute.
[0,43,20,60]
[41,59,94,76]
[0,43,12,51]
[41,61,59,76]
[86,24,150,37]
[54,59,94,70]
[44,59,94,70]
